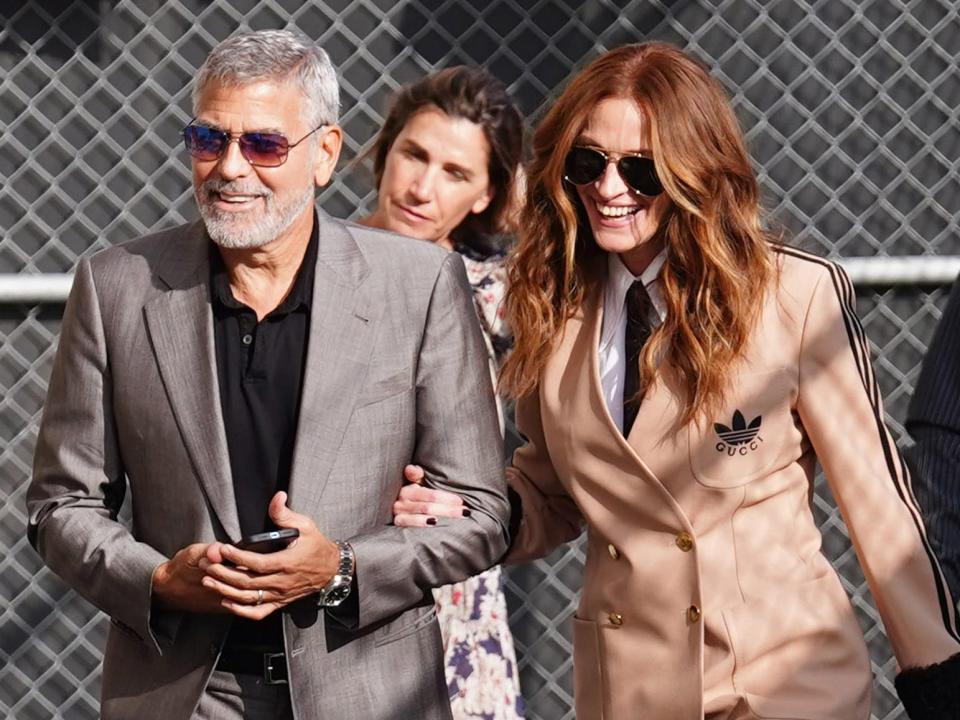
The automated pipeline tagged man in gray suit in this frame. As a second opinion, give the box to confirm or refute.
[26,30,509,720]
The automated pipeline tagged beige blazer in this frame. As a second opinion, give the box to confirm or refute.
[507,246,960,719]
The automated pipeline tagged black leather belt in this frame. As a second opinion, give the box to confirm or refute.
[216,648,288,685]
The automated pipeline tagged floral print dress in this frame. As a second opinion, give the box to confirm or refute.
[434,245,524,719]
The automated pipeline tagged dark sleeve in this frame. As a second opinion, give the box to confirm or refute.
[906,274,960,604]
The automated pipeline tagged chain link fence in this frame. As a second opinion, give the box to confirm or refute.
[2,1,959,718]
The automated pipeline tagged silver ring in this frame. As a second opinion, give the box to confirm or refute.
[256,589,264,606]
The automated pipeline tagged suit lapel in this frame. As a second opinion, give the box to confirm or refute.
[144,224,241,541]
[286,216,379,520]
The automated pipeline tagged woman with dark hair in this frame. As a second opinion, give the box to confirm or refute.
[360,66,525,719]
[362,65,522,373]
[396,43,960,719]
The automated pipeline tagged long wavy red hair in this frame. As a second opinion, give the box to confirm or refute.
[500,43,775,425]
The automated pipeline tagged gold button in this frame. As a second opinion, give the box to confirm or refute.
[675,532,694,552]
[607,544,620,560]
[608,612,623,626]
[687,605,701,623]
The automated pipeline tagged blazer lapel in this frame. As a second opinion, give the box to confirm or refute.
[566,268,678,484]
[286,215,379,519]
[144,224,241,541]
[580,267,688,485]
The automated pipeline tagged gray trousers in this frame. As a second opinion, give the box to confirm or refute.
[193,670,294,720]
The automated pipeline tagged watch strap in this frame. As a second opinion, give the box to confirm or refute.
[318,541,354,607]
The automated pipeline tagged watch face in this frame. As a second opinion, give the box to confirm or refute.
[323,583,351,607]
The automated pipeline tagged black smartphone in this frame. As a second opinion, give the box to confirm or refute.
[235,528,300,553]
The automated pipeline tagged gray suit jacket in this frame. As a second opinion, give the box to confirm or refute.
[26,211,510,720]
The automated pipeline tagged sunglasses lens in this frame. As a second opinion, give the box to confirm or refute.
[619,156,663,196]
[564,146,607,185]
[239,133,289,167]
[182,126,291,167]
[183,125,226,161]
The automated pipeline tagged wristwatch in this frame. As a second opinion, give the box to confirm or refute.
[318,541,355,608]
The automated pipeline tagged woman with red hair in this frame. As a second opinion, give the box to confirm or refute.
[397,43,960,719]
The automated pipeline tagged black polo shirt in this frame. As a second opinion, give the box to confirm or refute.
[210,217,317,650]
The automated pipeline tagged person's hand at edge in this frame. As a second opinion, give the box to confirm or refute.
[393,464,468,527]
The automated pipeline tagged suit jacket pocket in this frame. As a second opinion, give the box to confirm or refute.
[687,368,798,489]
[572,615,605,720]
[355,369,412,408]
[374,604,438,647]
[109,617,144,643]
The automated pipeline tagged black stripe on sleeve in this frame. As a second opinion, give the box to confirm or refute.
[776,245,960,641]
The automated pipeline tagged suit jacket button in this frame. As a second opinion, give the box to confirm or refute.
[675,532,694,552]
[608,612,623,626]
[687,605,702,623]
[607,544,620,560]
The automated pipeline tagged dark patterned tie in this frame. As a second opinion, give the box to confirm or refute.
[622,280,653,437]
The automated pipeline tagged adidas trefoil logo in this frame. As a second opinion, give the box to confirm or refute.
[714,410,763,456]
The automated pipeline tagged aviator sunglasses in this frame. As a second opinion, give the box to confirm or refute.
[182,122,325,167]
[564,145,664,197]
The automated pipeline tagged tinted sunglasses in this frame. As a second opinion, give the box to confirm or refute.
[182,122,325,167]
[564,145,664,197]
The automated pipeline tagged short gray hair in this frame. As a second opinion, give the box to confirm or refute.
[193,29,340,127]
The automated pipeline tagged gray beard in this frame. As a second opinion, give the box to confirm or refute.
[197,181,316,249]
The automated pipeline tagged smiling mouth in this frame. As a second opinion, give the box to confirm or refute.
[216,192,263,204]
[201,179,270,207]
[595,202,642,218]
